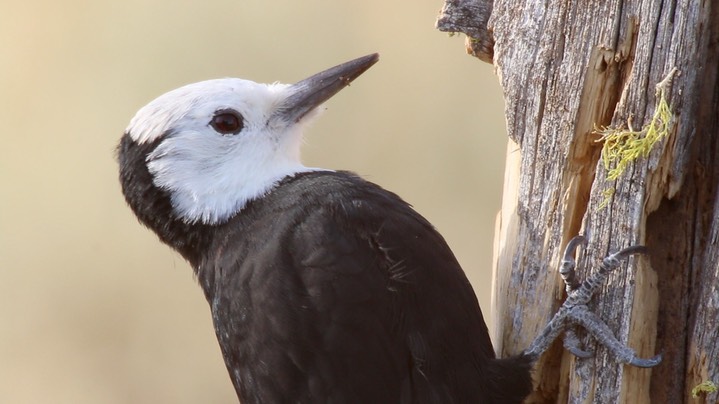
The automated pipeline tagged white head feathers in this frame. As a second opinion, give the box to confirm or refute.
[126,79,322,225]
[123,53,378,226]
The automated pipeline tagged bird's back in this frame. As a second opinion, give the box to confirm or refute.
[196,171,533,403]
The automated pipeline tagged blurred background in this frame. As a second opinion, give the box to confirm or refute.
[0,1,507,402]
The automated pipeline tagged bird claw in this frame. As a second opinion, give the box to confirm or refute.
[524,236,661,368]
[559,235,586,292]
[629,353,663,368]
[566,345,594,359]
[563,329,593,358]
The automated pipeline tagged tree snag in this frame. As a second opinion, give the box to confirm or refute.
[437,1,719,403]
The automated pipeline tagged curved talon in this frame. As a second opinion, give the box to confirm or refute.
[567,345,593,359]
[609,245,649,261]
[563,329,593,358]
[628,353,662,368]
[602,245,648,272]
[560,236,587,291]
[564,236,588,256]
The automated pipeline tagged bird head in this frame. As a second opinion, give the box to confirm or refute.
[119,54,379,226]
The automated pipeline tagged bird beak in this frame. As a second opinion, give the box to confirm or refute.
[273,53,379,124]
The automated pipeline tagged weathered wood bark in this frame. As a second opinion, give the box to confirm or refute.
[438,1,719,403]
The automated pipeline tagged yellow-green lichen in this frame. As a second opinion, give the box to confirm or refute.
[594,67,679,209]
[691,380,717,398]
[597,188,615,210]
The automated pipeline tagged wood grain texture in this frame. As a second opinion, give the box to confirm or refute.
[436,0,495,62]
[438,1,719,402]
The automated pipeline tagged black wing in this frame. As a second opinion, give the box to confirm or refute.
[200,172,532,403]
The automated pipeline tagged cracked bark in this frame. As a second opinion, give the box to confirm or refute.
[437,1,719,403]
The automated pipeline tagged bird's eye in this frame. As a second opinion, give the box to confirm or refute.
[210,110,244,135]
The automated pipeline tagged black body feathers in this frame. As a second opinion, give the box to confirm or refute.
[118,133,533,403]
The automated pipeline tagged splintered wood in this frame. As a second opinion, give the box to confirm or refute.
[438,1,719,403]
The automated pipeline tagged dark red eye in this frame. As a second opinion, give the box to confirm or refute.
[210,110,244,135]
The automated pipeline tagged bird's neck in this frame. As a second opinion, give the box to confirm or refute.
[118,134,213,267]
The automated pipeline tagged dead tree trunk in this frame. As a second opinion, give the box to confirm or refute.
[438,1,719,403]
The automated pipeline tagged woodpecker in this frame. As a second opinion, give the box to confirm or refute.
[118,53,660,403]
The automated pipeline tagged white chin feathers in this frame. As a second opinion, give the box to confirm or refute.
[147,126,317,225]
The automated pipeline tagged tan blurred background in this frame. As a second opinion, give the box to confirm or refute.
[0,1,507,403]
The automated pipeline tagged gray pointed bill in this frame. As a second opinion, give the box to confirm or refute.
[273,53,379,124]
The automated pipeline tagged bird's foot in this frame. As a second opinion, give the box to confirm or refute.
[524,236,662,368]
